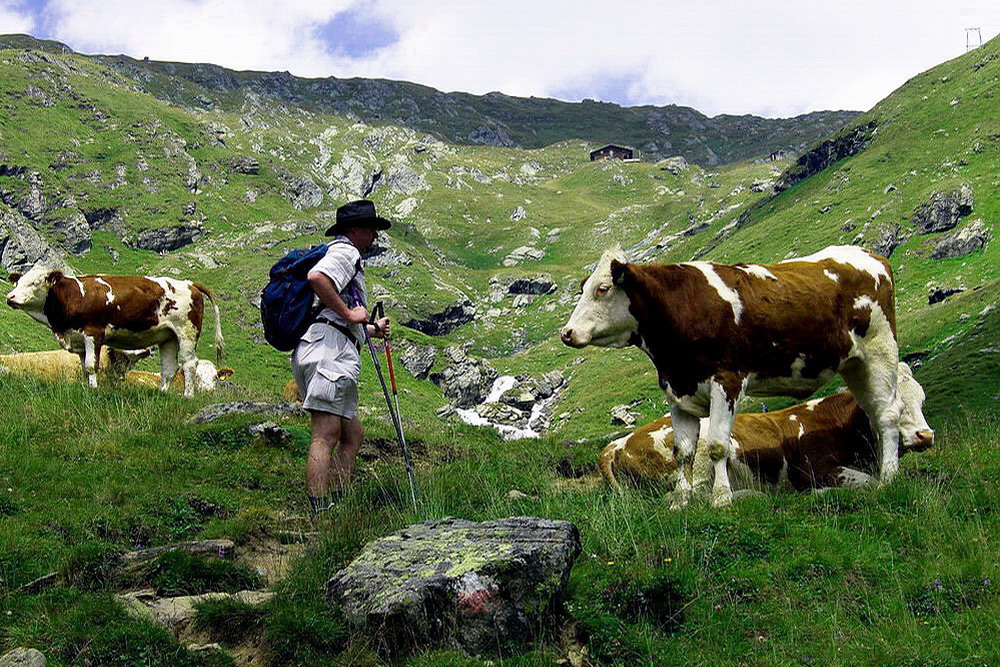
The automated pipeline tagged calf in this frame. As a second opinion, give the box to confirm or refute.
[600,363,933,493]
[125,361,234,393]
[562,245,902,507]
[6,265,223,397]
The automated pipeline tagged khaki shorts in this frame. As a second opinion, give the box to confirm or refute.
[291,323,361,418]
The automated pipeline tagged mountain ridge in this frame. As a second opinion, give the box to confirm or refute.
[0,33,858,166]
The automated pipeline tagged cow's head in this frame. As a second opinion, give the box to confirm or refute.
[561,246,638,348]
[897,362,934,452]
[6,265,62,311]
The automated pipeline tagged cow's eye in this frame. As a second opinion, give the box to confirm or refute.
[595,284,610,296]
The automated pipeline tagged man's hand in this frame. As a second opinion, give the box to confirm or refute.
[371,316,391,338]
[345,306,369,324]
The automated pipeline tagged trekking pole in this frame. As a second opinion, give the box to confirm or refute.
[348,284,420,512]
[378,302,404,424]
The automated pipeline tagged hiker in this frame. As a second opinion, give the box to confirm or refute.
[292,199,391,516]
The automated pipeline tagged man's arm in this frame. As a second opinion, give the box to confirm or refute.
[307,271,368,324]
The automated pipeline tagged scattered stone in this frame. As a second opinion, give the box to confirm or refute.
[931,219,990,259]
[15,572,57,595]
[229,156,260,175]
[189,401,305,424]
[911,184,974,234]
[508,275,557,295]
[658,156,688,174]
[120,589,273,632]
[0,647,45,667]
[476,401,528,428]
[507,489,530,500]
[503,246,544,267]
[499,385,537,411]
[610,405,639,427]
[510,206,527,221]
[248,422,292,447]
[326,516,581,657]
[122,539,235,566]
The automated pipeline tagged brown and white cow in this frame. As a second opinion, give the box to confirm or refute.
[6,265,223,397]
[562,245,902,508]
[599,363,933,493]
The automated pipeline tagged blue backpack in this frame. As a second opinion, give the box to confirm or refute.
[260,244,331,351]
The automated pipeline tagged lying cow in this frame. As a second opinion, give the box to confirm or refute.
[0,347,147,384]
[126,361,234,393]
[600,363,933,493]
[6,265,223,397]
[562,245,902,508]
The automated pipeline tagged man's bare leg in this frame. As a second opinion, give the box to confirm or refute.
[329,415,364,493]
[307,411,342,510]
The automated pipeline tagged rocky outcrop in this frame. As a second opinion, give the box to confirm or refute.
[911,185,974,234]
[403,300,475,336]
[276,168,323,209]
[189,401,306,424]
[229,156,259,174]
[775,120,878,192]
[0,208,65,272]
[928,285,965,305]
[127,224,204,253]
[503,246,544,267]
[658,156,688,174]
[931,219,990,259]
[431,347,497,408]
[326,516,581,657]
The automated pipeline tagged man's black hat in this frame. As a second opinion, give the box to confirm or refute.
[324,200,393,237]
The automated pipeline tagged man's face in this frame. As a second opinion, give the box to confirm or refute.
[347,226,378,252]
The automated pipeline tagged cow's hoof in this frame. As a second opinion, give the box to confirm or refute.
[711,492,733,508]
[691,482,712,501]
[669,491,690,511]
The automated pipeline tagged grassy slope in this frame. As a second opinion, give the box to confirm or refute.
[0,37,997,666]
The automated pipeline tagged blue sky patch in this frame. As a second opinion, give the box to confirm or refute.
[317,5,397,59]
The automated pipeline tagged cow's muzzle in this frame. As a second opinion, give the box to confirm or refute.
[905,429,935,452]
[5,294,17,308]
[560,327,582,347]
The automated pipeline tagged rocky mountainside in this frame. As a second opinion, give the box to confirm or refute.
[0,33,857,165]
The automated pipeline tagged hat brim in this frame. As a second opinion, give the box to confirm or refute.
[324,215,392,237]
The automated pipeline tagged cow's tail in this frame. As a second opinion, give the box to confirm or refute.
[194,283,224,365]
[598,442,624,492]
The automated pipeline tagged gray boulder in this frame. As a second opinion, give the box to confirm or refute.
[0,648,45,667]
[326,516,581,657]
[928,285,965,305]
[911,184,974,234]
[931,219,990,259]
[477,401,529,428]
[532,370,566,399]
[230,156,259,175]
[50,209,92,255]
[658,156,688,174]
[399,342,437,380]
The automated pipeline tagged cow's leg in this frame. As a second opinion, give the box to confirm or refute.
[81,333,100,388]
[668,406,699,510]
[833,466,876,489]
[842,356,901,482]
[159,339,180,392]
[690,435,715,500]
[705,375,745,508]
[177,336,198,397]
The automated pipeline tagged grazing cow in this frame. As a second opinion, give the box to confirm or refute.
[599,363,933,493]
[562,245,901,508]
[125,361,234,393]
[6,265,223,397]
[0,347,147,384]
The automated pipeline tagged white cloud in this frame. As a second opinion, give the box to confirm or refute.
[44,0,356,75]
[30,0,1000,117]
[0,0,36,34]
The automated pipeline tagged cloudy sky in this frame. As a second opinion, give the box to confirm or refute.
[2,0,996,118]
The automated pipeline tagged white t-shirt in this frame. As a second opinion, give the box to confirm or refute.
[311,236,367,341]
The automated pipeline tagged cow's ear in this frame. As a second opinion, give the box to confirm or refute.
[610,260,629,286]
[7,272,22,284]
[45,271,63,286]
